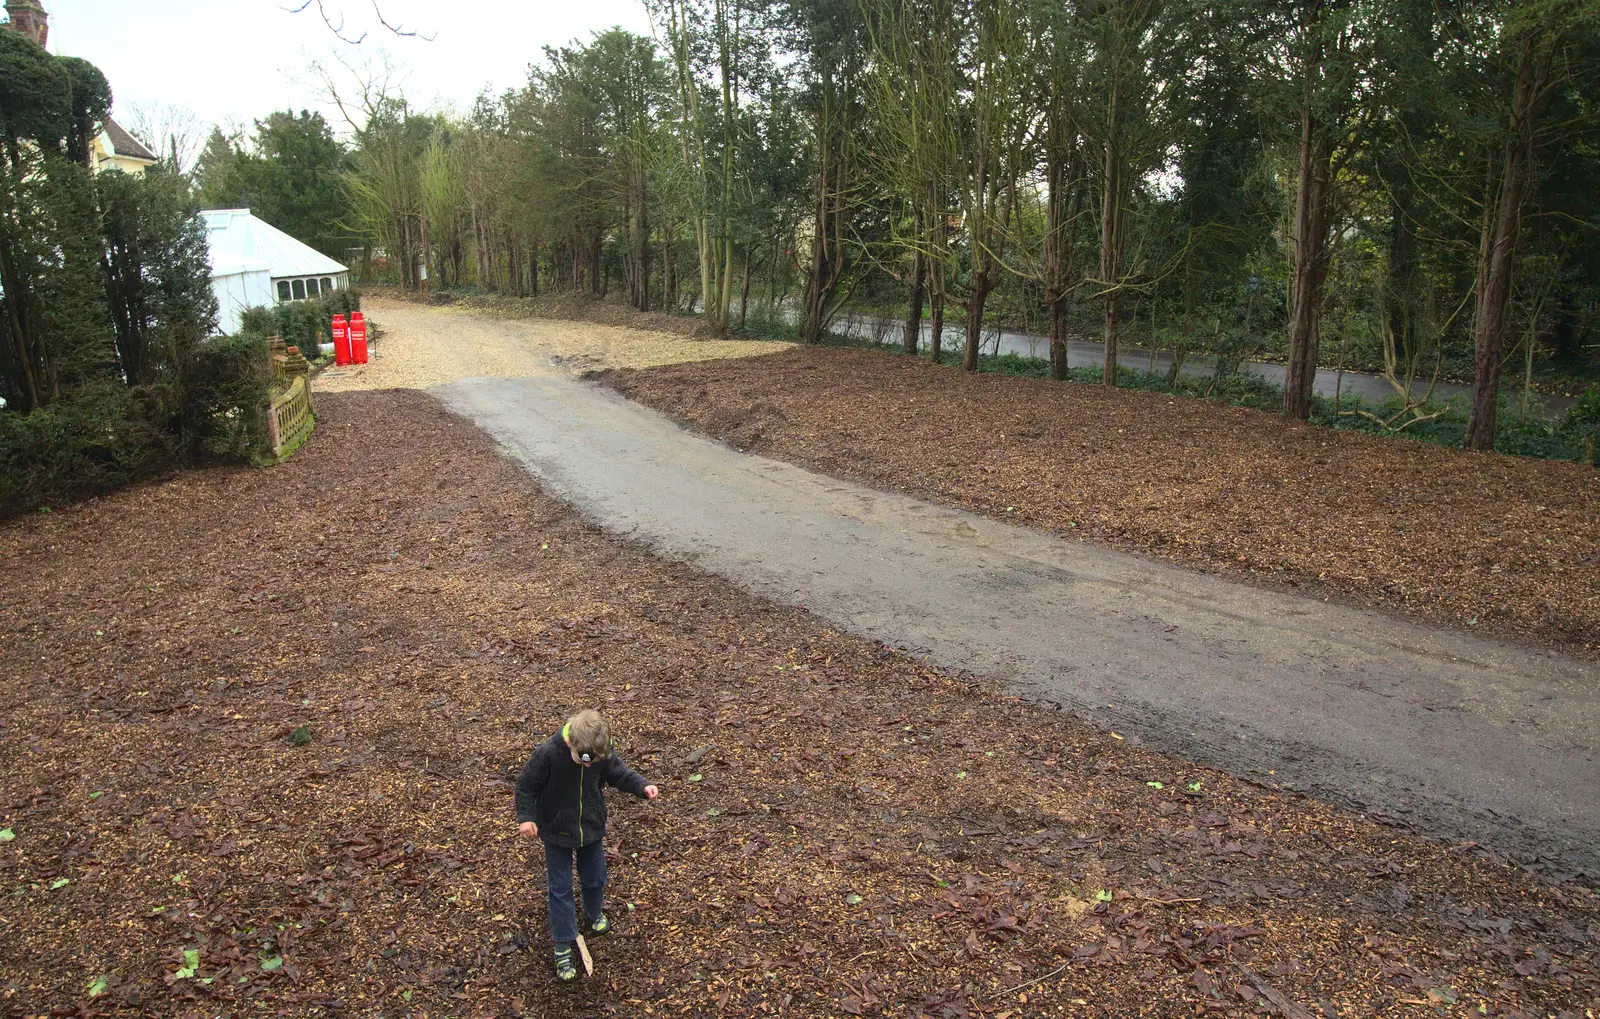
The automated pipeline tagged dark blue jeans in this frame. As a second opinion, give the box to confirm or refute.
[544,840,606,944]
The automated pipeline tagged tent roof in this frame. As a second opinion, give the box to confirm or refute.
[200,208,347,280]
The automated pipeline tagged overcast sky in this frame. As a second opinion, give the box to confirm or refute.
[44,1,656,133]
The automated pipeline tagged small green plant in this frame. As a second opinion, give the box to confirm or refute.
[174,948,200,979]
[289,726,312,747]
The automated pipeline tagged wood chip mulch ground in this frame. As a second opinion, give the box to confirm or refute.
[1,390,1595,1018]
[602,346,1600,655]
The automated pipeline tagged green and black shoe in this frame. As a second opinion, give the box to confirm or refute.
[553,944,578,982]
[588,912,611,936]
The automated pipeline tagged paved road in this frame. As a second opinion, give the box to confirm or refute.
[826,313,1576,418]
[435,375,1599,877]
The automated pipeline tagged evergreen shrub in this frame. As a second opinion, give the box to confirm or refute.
[238,288,361,360]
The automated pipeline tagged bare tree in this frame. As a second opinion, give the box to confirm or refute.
[308,48,408,134]
[124,101,205,174]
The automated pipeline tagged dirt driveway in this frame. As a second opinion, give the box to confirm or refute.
[2,390,1595,1017]
[314,296,788,392]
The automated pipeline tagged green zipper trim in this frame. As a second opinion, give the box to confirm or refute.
[563,722,584,847]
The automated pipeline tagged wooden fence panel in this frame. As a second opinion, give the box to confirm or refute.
[269,376,315,461]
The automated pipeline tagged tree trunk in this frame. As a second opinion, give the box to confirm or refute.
[397,217,412,291]
[1045,132,1079,381]
[637,162,651,311]
[1099,136,1124,387]
[1101,290,1119,385]
[800,119,840,344]
[1467,36,1541,452]
[963,273,990,371]
[1384,182,1418,364]
[629,181,652,311]
[929,280,944,364]
[664,220,678,313]
[799,154,837,345]
[470,207,485,289]
[767,231,781,314]
[0,237,44,412]
[903,229,926,356]
[1283,105,1333,419]
[738,249,752,331]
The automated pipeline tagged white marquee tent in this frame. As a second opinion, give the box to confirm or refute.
[201,209,350,335]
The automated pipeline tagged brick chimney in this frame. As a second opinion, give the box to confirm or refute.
[4,0,48,48]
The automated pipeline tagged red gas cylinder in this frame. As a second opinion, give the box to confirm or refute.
[332,314,351,366]
[350,312,369,365]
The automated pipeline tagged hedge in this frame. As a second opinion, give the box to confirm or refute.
[0,335,273,516]
[238,289,362,360]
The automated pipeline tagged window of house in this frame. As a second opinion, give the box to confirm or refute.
[320,277,334,294]
[292,279,306,300]
[277,280,291,302]
[307,278,321,297]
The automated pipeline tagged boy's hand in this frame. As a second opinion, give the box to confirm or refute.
[518,821,539,839]
[644,785,659,800]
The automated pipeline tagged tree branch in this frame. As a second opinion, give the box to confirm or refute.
[285,0,436,44]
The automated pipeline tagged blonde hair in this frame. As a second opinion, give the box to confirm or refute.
[565,709,612,759]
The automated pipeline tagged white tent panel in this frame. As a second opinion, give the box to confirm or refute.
[201,209,350,334]
[201,209,348,279]
[211,266,274,336]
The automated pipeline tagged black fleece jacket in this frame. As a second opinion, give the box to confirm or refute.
[515,725,650,849]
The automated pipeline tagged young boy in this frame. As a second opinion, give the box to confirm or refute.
[516,709,659,981]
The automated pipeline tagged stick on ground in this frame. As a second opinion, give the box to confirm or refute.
[575,934,594,976]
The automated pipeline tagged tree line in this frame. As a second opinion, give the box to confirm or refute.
[230,0,1600,453]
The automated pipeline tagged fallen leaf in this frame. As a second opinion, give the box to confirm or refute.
[175,948,200,980]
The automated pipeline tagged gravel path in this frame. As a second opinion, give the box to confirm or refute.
[314,297,789,392]
[609,346,1600,652]
[437,375,1600,879]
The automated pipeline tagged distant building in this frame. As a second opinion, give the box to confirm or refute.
[93,119,157,175]
[4,0,46,46]
[201,209,350,335]
[4,1,158,176]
